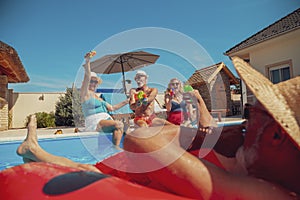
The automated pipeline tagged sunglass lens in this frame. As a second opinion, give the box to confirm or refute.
[90,80,98,84]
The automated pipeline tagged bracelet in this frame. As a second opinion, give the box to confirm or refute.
[198,126,214,135]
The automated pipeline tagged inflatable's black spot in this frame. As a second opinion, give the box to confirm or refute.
[43,171,109,195]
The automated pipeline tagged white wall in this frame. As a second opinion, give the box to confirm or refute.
[250,29,300,77]
[10,92,65,128]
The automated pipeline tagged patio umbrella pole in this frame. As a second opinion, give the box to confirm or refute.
[121,61,127,96]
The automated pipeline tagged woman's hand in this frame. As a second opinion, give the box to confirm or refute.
[183,90,202,104]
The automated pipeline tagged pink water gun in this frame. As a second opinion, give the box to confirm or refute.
[166,88,174,97]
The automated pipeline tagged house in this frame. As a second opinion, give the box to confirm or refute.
[225,8,300,105]
[187,62,239,117]
[0,41,29,130]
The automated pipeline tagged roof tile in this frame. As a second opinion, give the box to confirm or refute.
[225,8,300,55]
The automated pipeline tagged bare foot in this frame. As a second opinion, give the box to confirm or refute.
[16,115,39,162]
[114,145,123,151]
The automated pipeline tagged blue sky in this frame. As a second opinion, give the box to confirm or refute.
[1,0,299,92]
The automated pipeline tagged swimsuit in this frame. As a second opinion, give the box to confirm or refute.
[81,98,113,132]
[170,101,184,112]
[81,98,109,117]
[84,113,113,132]
[167,101,188,125]
[134,114,156,126]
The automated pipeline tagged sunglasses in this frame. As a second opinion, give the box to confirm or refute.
[90,80,98,84]
[171,82,180,86]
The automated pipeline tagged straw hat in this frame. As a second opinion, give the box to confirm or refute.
[90,72,102,84]
[232,56,300,148]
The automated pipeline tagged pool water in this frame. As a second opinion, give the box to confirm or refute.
[0,134,123,171]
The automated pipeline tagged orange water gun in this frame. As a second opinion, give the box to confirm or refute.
[134,91,148,106]
[85,51,96,58]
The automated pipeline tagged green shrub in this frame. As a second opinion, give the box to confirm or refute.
[26,112,56,128]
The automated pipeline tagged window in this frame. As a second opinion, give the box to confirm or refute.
[269,66,290,83]
[266,60,292,84]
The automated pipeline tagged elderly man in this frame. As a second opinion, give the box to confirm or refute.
[124,57,300,199]
[129,70,171,127]
[15,57,300,199]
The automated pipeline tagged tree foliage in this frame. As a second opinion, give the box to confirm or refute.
[55,87,84,127]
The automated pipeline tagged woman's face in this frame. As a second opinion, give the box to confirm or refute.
[89,78,99,91]
[170,80,180,91]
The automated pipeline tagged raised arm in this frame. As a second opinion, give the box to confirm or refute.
[164,92,172,112]
[80,55,92,102]
[186,89,216,127]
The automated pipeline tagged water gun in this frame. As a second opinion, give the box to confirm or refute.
[85,51,97,58]
[166,88,174,97]
[183,84,194,103]
[134,91,148,107]
[183,84,194,92]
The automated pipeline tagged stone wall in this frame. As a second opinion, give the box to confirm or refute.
[191,70,233,116]
[0,102,8,131]
[0,75,8,130]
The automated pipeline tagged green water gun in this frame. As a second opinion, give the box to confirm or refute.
[134,91,148,107]
[183,85,194,92]
[183,84,194,103]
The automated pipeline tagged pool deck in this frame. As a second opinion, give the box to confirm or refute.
[0,115,244,142]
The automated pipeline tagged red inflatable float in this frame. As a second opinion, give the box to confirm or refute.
[0,149,222,199]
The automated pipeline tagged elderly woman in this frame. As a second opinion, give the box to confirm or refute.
[81,52,129,146]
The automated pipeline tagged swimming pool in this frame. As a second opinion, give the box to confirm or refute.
[0,121,244,171]
[0,133,123,171]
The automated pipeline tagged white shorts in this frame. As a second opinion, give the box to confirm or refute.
[84,112,113,132]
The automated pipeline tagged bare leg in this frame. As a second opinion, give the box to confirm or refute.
[98,119,124,146]
[193,90,216,127]
[113,129,123,147]
[17,115,100,173]
[98,119,123,129]
[124,126,217,199]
